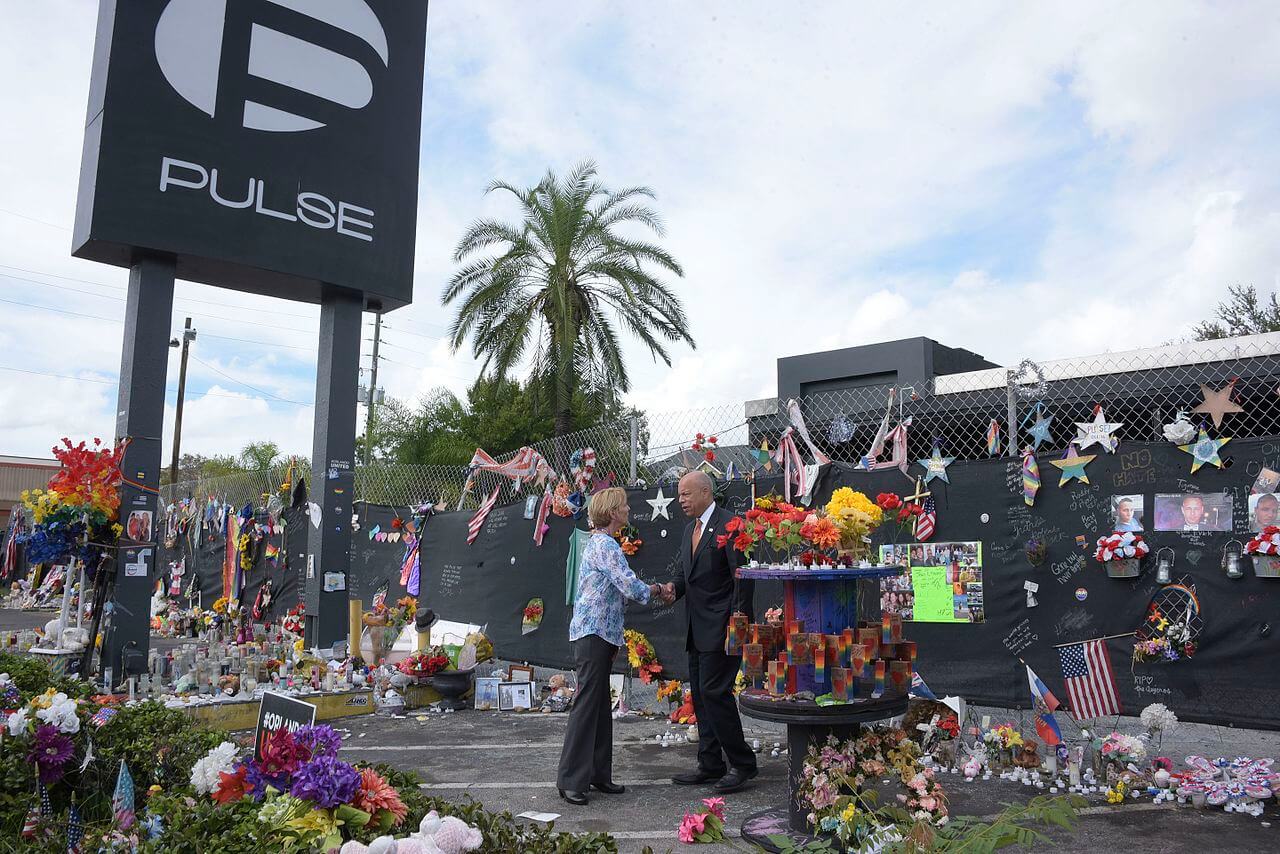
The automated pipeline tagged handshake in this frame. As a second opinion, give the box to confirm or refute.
[648,582,677,606]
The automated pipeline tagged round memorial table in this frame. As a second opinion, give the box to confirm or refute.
[734,565,909,851]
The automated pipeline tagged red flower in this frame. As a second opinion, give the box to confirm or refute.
[786,509,806,524]
[876,493,902,511]
[715,534,729,548]
[696,433,705,441]
[799,550,814,567]
[708,436,718,444]
[704,451,716,462]
[775,502,796,514]
[212,765,250,804]
[725,516,744,533]
[745,508,762,521]
[733,531,755,551]
[753,523,766,536]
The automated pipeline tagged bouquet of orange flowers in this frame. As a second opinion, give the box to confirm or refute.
[624,628,663,683]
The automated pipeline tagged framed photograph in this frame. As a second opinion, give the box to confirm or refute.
[507,664,535,683]
[126,509,153,542]
[1154,493,1233,532]
[1248,492,1280,532]
[1111,495,1145,531]
[497,681,533,711]
[474,676,501,711]
[1253,467,1280,494]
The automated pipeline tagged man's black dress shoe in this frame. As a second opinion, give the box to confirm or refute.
[591,781,625,794]
[713,767,759,793]
[558,788,588,805]
[672,768,724,785]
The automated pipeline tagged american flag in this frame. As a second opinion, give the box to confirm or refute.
[90,706,119,728]
[1057,639,1121,721]
[66,799,84,854]
[466,485,502,545]
[113,759,136,830]
[20,782,48,838]
[913,497,936,542]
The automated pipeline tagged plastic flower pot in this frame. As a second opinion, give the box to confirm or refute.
[1251,555,1280,578]
[1190,790,1207,808]
[1106,558,1141,578]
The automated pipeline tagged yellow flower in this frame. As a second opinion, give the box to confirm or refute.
[32,688,58,709]
[286,808,338,841]
[841,802,857,823]
[293,638,304,653]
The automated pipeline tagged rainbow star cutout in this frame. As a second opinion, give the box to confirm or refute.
[1048,443,1096,486]
[1179,428,1230,473]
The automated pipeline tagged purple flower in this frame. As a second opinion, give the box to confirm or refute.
[28,724,74,783]
[289,756,361,808]
[238,757,287,801]
[293,724,342,761]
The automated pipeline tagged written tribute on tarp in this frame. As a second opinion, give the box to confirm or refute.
[879,542,984,623]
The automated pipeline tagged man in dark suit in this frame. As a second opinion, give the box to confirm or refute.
[663,470,757,793]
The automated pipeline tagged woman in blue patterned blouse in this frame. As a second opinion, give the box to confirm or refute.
[557,487,668,806]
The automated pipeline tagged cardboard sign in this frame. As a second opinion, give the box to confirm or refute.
[254,692,316,761]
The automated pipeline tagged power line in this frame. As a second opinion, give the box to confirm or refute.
[189,355,313,406]
[0,273,319,334]
[0,262,325,321]
[0,207,68,231]
[0,363,312,406]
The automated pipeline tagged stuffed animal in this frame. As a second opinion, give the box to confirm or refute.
[1013,739,1041,769]
[416,811,483,853]
[670,689,697,724]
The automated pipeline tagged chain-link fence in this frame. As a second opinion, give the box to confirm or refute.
[162,334,1280,510]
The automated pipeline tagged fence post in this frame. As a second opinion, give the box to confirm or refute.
[1005,373,1018,458]
[629,416,640,485]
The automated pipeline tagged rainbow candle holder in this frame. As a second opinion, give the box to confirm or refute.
[789,633,812,665]
[726,614,747,655]
[897,640,917,665]
[767,660,788,695]
[814,642,827,683]
[881,612,892,644]
[830,666,850,702]
[872,659,886,698]
[743,643,764,679]
[848,643,867,680]
[839,629,854,667]
[889,660,910,694]
[890,614,903,643]
[857,627,880,661]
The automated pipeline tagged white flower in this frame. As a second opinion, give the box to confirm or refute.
[190,741,239,795]
[1140,703,1178,734]
[34,694,80,734]
[7,707,30,737]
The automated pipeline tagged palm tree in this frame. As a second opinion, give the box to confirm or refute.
[443,160,695,439]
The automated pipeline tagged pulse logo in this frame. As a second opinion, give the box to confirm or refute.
[154,0,389,133]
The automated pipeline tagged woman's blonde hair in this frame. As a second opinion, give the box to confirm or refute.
[588,487,628,529]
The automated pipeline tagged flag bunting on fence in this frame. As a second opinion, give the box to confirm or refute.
[467,485,502,545]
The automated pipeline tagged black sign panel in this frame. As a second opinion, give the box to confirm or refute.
[254,691,317,760]
[74,0,429,310]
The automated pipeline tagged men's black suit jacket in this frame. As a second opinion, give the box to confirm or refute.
[674,505,755,653]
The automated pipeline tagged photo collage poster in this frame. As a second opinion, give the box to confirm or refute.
[878,541,984,624]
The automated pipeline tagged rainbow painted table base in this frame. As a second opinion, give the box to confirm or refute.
[735,565,909,841]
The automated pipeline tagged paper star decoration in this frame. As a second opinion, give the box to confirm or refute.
[1191,381,1244,429]
[1074,407,1122,454]
[1048,443,1096,486]
[646,487,674,520]
[1025,407,1053,449]
[1179,428,1230,473]
[917,446,955,484]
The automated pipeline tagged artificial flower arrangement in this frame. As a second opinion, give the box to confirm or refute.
[364,596,417,651]
[624,628,662,684]
[397,646,451,678]
[1093,531,1150,562]
[618,524,643,556]
[18,438,126,567]
[794,727,948,850]
[1097,731,1147,767]
[189,724,410,850]
[1245,526,1280,555]
[6,688,83,784]
[690,433,718,463]
[282,603,305,637]
[982,723,1024,757]
[656,679,683,709]
[1133,600,1197,663]
[677,796,726,844]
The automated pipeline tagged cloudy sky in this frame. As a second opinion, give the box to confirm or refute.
[2,1,1279,460]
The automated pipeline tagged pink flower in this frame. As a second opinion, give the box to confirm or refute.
[701,797,725,820]
[919,796,938,812]
[678,811,707,843]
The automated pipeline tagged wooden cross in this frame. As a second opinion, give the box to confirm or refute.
[905,477,931,505]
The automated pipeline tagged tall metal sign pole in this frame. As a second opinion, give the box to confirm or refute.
[74,0,429,678]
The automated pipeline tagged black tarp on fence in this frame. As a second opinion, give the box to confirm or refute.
[162,439,1280,730]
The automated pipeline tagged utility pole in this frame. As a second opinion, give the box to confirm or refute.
[168,316,196,486]
[363,312,382,465]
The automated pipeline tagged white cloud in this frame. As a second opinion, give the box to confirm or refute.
[4,1,1280,459]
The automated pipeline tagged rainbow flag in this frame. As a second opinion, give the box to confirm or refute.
[265,543,280,566]
[986,419,1002,456]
